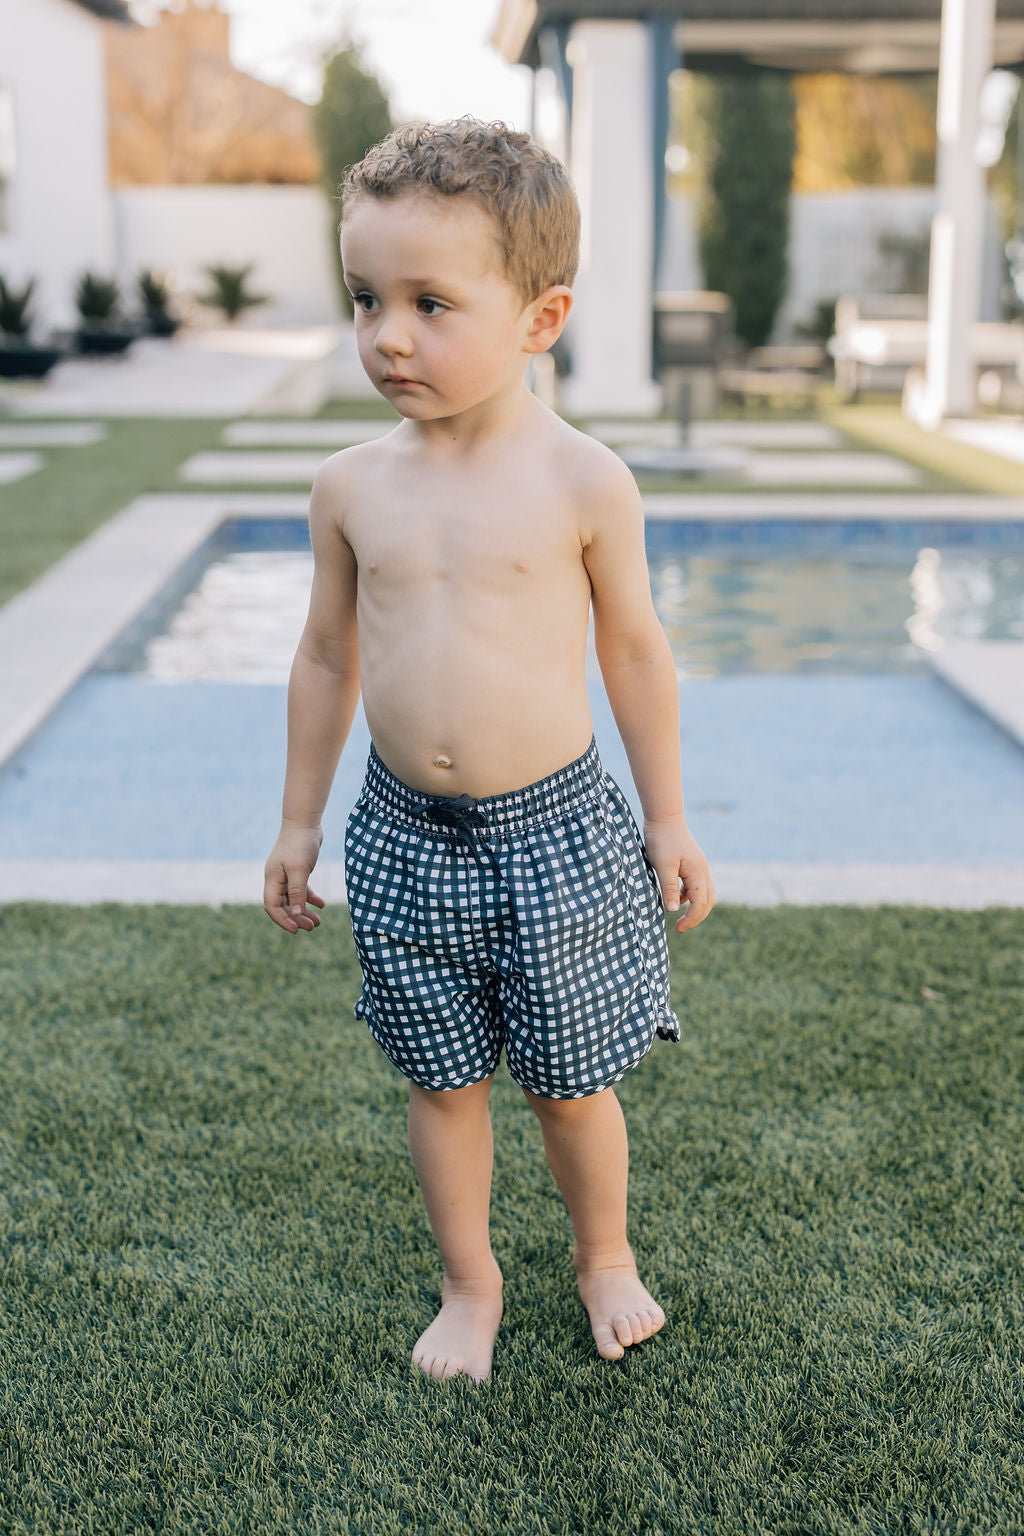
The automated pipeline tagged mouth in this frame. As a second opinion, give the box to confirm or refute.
[384,375,421,386]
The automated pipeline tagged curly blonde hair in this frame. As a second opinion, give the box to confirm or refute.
[340,116,580,307]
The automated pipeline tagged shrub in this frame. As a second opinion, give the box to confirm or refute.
[694,71,796,349]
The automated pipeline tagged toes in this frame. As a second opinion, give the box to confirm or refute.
[612,1314,635,1347]
[593,1323,626,1359]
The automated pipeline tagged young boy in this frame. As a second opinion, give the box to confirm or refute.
[263,117,715,1385]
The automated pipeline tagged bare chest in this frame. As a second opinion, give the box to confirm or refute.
[347,485,585,600]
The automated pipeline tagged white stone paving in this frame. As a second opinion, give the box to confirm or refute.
[942,416,1024,468]
[930,641,1024,751]
[5,327,343,418]
[586,419,845,448]
[744,451,922,486]
[3,861,1023,908]
[221,419,395,446]
[0,452,43,483]
[0,423,107,446]
[179,450,330,483]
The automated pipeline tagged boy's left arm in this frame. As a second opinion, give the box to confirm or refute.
[581,451,716,934]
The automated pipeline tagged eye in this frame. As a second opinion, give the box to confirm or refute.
[351,292,377,313]
[418,298,446,317]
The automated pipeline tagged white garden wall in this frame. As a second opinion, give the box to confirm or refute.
[113,185,344,328]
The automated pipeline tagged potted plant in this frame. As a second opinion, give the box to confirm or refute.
[74,271,137,355]
[137,269,181,337]
[0,274,65,378]
[197,263,270,323]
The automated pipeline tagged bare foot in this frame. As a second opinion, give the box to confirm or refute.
[574,1256,667,1361]
[411,1264,504,1383]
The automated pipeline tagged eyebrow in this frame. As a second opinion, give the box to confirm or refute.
[343,273,458,292]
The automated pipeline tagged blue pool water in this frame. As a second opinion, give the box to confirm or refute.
[2,516,1024,865]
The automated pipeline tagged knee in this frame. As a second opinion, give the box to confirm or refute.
[410,1073,495,1108]
[522,1084,612,1118]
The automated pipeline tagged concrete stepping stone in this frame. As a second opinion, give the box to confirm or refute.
[0,452,43,483]
[0,423,106,447]
[587,419,845,448]
[221,419,394,446]
[744,452,922,486]
[942,417,1024,468]
[179,450,329,483]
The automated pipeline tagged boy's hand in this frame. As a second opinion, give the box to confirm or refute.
[642,815,716,934]
[263,823,326,933]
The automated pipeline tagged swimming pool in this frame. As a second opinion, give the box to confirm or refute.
[2,510,1024,873]
[98,514,1024,681]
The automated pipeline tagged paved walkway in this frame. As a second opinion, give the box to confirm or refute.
[0,324,355,417]
[941,414,1024,467]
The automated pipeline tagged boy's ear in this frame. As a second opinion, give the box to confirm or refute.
[523,285,573,354]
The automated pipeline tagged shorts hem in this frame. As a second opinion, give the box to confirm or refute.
[355,995,502,1091]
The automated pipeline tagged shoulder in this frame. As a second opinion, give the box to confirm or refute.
[548,418,642,550]
[309,433,393,542]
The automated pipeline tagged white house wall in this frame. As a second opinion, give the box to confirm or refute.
[114,186,344,327]
[0,0,115,332]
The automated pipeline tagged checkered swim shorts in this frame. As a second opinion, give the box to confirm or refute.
[343,734,681,1099]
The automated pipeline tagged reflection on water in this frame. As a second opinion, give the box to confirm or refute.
[137,541,1024,683]
[652,547,1024,677]
[143,552,313,683]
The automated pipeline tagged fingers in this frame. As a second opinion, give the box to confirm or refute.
[671,868,716,933]
[263,867,324,933]
[658,866,682,914]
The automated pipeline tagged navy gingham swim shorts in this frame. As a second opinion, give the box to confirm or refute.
[343,734,681,1099]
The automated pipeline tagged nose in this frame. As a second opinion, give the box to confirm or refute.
[372,310,413,360]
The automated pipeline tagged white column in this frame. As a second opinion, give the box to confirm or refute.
[908,0,996,428]
[561,20,662,418]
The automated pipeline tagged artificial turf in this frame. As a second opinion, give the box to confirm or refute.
[1,902,1022,1534]
[0,419,226,607]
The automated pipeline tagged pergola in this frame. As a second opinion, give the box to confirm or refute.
[491,1,1024,422]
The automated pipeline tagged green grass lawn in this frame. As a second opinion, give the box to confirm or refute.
[2,903,1022,1534]
[0,418,225,607]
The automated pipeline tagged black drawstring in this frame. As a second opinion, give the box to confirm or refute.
[412,793,503,875]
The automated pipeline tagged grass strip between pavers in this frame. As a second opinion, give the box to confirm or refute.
[1,903,1022,1535]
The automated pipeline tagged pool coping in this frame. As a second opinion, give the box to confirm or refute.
[2,860,1023,908]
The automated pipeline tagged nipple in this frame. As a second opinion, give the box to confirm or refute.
[368,561,378,573]
[433,754,453,769]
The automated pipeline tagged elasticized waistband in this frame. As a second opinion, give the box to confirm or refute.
[361,735,605,835]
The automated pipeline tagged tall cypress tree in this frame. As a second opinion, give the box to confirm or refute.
[313,39,393,319]
[695,70,796,348]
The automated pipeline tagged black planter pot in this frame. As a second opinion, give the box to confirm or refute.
[75,324,137,356]
[143,311,181,338]
[0,341,65,378]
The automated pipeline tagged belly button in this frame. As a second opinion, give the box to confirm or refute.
[433,754,452,768]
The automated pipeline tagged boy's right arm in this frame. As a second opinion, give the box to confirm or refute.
[263,459,360,933]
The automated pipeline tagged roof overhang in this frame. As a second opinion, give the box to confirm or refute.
[70,0,136,22]
[491,2,1024,74]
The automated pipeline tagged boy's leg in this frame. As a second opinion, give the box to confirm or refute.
[406,1073,504,1384]
[522,1084,666,1360]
